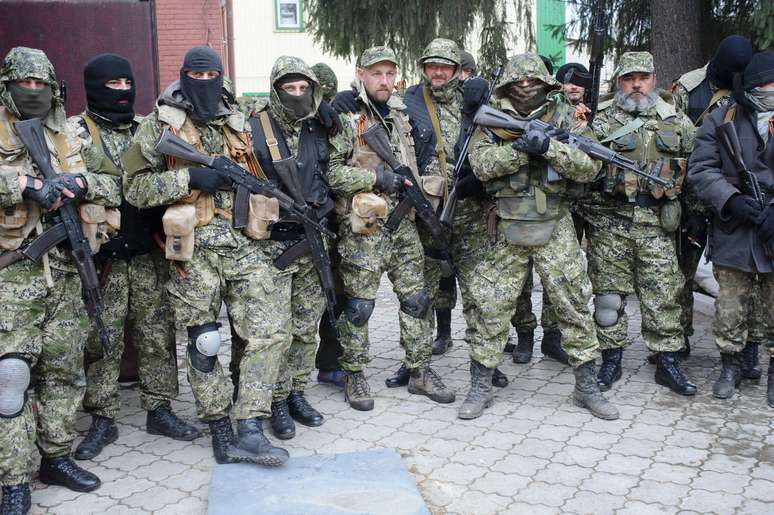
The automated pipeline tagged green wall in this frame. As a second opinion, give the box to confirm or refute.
[536,0,566,70]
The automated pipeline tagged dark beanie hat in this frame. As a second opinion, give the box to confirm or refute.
[556,62,589,84]
[460,51,477,73]
[707,35,753,89]
[743,51,774,91]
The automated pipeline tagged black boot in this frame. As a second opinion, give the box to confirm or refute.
[541,329,569,365]
[492,367,508,388]
[431,308,452,355]
[208,417,236,464]
[39,457,101,492]
[655,352,697,396]
[74,415,118,460]
[458,361,494,420]
[512,331,534,363]
[678,335,691,360]
[385,363,410,388]
[147,405,200,441]
[504,334,516,354]
[573,361,619,420]
[767,358,774,408]
[741,341,762,380]
[229,418,289,466]
[712,352,742,399]
[288,391,324,427]
[597,348,623,392]
[269,399,296,440]
[0,484,30,515]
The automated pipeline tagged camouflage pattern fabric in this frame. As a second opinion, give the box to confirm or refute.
[434,274,457,311]
[311,63,338,103]
[418,39,461,104]
[713,266,774,355]
[614,51,654,79]
[360,46,398,68]
[418,38,461,68]
[510,259,559,333]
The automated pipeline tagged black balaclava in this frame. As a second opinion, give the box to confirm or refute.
[180,46,224,122]
[8,82,53,120]
[707,35,753,89]
[275,73,315,121]
[84,53,135,124]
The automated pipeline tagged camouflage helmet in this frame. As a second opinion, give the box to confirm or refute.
[494,53,560,98]
[418,38,461,68]
[359,46,398,68]
[614,51,654,79]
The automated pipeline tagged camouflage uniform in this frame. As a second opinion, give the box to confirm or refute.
[0,48,121,485]
[70,112,179,420]
[311,63,338,104]
[510,262,559,333]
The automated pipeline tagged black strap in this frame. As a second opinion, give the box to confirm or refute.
[385,198,413,231]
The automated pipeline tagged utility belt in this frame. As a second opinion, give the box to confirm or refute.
[608,193,666,209]
[97,235,154,262]
[270,222,304,241]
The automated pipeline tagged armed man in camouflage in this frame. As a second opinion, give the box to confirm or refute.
[229,56,340,440]
[468,53,618,421]
[581,51,697,395]
[0,47,122,512]
[123,45,289,467]
[69,53,199,462]
[328,46,455,411]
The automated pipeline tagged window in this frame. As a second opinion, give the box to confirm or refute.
[275,0,304,32]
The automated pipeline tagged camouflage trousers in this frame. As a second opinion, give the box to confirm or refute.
[510,258,559,333]
[83,252,178,420]
[0,260,90,486]
[712,266,774,355]
[167,243,290,421]
[231,249,325,401]
[586,213,685,353]
[464,214,599,368]
[433,273,458,311]
[336,217,431,372]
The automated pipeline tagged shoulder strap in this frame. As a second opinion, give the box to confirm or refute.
[258,111,291,162]
[694,88,729,126]
[601,117,646,143]
[724,103,737,123]
[50,131,72,172]
[421,86,447,180]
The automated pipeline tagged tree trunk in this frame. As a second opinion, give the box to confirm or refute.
[649,0,705,88]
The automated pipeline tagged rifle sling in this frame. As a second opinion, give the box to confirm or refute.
[422,86,448,194]
[258,111,284,162]
[695,88,729,127]
[385,197,413,231]
[601,117,645,143]
[273,239,310,270]
[0,250,24,271]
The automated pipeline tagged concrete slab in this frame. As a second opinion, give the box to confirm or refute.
[207,448,430,515]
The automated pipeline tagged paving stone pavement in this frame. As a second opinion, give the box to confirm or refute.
[25,275,773,515]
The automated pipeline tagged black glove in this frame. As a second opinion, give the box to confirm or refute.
[317,101,342,136]
[455,171,485,199]
[462,77,489,117]
[332,90,359,114]
[512,129,550,155]
[683,213,708,246]
[758,205,774,248]
[374,165,404,194]
[21,175,62,210]
[188,167,230,194]
[546,127,570,143]
[723,194,762,225]
[51,173,88,201]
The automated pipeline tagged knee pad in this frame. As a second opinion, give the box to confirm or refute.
[344,298,375,327]
[0,356,31,418]
[400,289,431,319]
[594,294,624,328]
[187,322,222,373]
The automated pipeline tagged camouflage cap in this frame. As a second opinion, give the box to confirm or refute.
[359,46,398,68]
[0,46,57,85]
[494,53,559,96]
[419,38,460,67]
[615,51,654,78]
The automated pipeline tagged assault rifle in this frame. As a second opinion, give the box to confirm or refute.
[360,124,454,277]
[566,0,606,125]
[14,118,111,353]
[439,65,503,228]
[473,104,675,188]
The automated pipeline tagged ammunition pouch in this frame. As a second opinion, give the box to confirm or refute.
[0,201,40,251]
[350,192,388,235]
[496,189,563,247]
[79,203,121,253]
[420,175,446,211]
[162,204,196,261]
[243,193,279,240]
[659,198,682,233]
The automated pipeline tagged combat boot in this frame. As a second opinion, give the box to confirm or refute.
[385,363,410,388]
[597,348,623,391]
[512,331,534,363]
[678,335,691,359]
[573,361,619,420]
[713,352,742,399]
[458,360,494,420]
[39,457,101,492]
[541,329,569,365]
[74,415,118,460]
[431,308,452,355]
[503,334,516,354]
[288,391,324,427]
[408,366,456,404]
[767,358,774,408]
[655,352,697,396]
[208,416,236,464]
[147,405,200,441]
[229,418,289,467]
[740,341,762,380]
[492,367,509,388]
[345,371,374,411]
[269,399,296,440]
[0,484,30,515]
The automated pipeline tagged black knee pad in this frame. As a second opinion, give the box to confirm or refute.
[0,355,31,418]
[344,298,375,327]
[187,322,222,373]
[400,289,431,319]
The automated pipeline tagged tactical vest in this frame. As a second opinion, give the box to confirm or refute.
[404,84,462,177]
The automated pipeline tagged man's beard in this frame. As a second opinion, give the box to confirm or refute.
[615,89,657,113]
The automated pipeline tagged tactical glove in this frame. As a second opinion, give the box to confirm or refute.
[462,77,489,117]
[317,101,343,136]
[723,194,762,225]
[188,167,231,194]
[21,175,62,210]
[758,205,774,249]
[374,165,404,194]
[512,129,550,155]
[332,90,359,114]
[683,213,708,246]
[51,173,88,201]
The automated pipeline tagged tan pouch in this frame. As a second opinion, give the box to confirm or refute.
[79,203,109,253]
[350,192,388,235]
[193,192,215,227]
[0,203,28,230]
[244,194,279,240]
[420,176,446,211]
[162,204,197,261]
[0,201,40,251]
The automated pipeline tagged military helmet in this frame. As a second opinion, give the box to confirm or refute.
[494,53,560,97]
[418,38,461,68]
[614,51,654,79]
